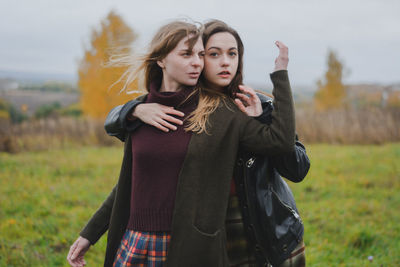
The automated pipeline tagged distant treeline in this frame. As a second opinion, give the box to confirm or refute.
[19,81,77,93]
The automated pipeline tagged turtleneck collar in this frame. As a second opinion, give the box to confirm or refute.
[146,81,196,108]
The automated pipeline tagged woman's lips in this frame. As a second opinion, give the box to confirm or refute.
[188,72,200,78]
[218,71,231,78]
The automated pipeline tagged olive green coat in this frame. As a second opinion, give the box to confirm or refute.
[80,70,295,266]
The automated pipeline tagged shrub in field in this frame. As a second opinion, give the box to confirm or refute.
[34,102,62,119]
[0,97,27,123]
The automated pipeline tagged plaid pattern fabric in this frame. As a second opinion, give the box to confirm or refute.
[113,229,171,267]
[275,241,306,267]
[226,194,258,266]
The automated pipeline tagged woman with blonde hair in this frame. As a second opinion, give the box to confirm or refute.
[106,19,309,267]
[68,19,298,267]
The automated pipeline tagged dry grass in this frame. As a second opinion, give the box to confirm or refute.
[0,117,120,153]
[1,106,399,153]
[296,107,400,144]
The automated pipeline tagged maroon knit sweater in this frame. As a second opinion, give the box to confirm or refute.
[127,83,197,232]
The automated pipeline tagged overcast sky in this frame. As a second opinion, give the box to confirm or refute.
[0,0,399,87]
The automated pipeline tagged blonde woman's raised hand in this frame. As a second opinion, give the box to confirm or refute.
[234,85,263,117]
[67,236,90,267]
[273,41,289,72]
[132,103,184,132]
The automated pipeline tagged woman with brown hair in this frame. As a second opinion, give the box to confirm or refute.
[106,19,309,266]
[67,19,297,267]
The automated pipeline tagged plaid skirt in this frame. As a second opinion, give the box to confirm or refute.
[276,241,306,267]
[226,194,306,267]
[113,229,171,267]
[226,194,258,266]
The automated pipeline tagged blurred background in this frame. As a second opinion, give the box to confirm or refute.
[0,0,399,266]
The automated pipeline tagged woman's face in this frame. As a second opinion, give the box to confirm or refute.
[203,32,239,90]
[158,36,204,88]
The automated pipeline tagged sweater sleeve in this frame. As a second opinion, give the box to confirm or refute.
[79,185,117,245]
[252,93,310,182]
[238,70,296,155]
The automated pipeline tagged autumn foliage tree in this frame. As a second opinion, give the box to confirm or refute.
[78,11,140,118]
[314,50,347,111]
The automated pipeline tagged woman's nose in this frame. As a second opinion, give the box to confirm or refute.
[221,55,230,66]
[192,54,203,67]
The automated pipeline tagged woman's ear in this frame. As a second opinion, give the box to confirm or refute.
[157,60,165,69]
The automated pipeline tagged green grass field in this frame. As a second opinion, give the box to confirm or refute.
[1,144,399,266]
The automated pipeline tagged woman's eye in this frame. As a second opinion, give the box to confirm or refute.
[209,52,218,57]
[229,52,237,56]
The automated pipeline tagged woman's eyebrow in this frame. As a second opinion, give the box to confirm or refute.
[207,47,237,51]
[207,47,222,51]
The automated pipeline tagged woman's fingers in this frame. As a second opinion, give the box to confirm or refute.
[152,121,170,132]
[275,40,288,51]
[67,237,90,267]
[67,241,81,266]
[234,98,247,113]
[77,256,86,266]
[235,93,250,106]
[71,245,82,262]
[237,85,263,117]
[274,40,289,71]
[161,106,185,117]
[67,241,77,260]
[161,114,184,126]
[275,41,288,56]
[157,117,178,131]
[238,85,259,100]
[136,103,184,131]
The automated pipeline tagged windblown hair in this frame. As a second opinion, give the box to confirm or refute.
[186,19,245,134]
[108,20,202,94]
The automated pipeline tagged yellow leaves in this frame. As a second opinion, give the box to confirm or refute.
[79,10,140,119]
[387,91,400,107]
[0,110,9,119]
[314,50,347,111]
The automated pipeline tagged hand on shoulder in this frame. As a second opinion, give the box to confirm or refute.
[234,85,263,117]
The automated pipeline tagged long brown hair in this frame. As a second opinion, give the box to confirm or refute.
[186,19,245,134]
[110,20,202,93]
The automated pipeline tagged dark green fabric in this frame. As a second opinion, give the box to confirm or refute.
[225,194,257,266]
[79,70,295,267]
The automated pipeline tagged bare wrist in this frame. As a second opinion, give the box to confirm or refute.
[128,104,142,121]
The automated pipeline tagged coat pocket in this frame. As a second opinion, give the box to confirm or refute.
[179,224,224,267]
[192,223,221,237]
